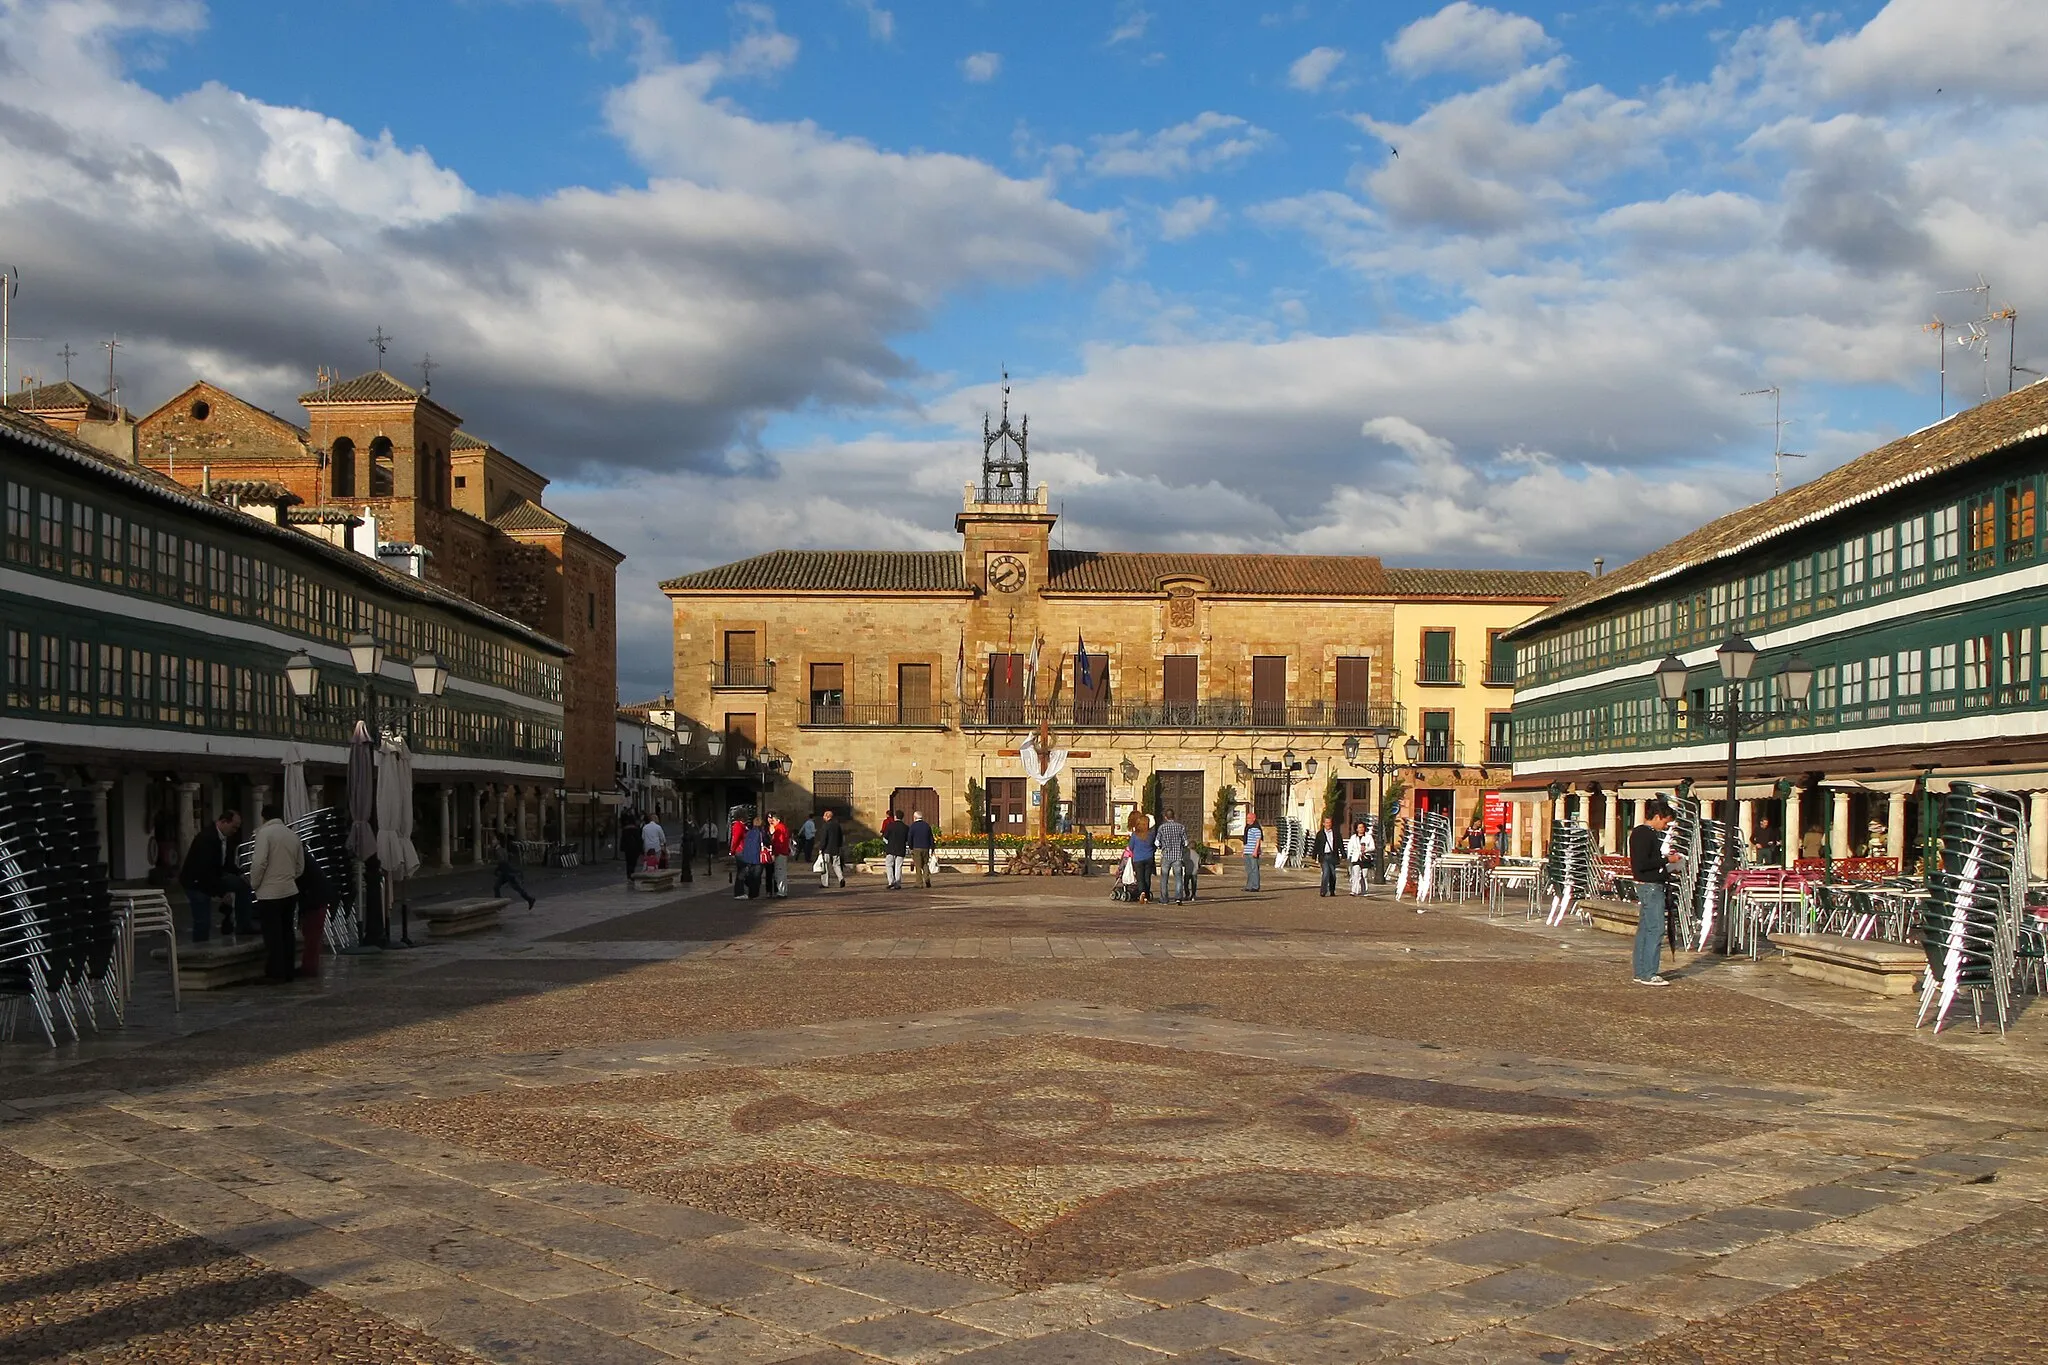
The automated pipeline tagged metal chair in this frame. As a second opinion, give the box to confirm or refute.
[110,888,179,1015]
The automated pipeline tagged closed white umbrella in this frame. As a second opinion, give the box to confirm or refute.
[282,744,312,824]
[375,737,421,882]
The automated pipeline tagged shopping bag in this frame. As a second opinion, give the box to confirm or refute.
[927,853,940,874]
[812,855,826,873]
[1121,859,1136,887]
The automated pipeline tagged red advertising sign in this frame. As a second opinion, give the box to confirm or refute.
[1482,792,1507,833]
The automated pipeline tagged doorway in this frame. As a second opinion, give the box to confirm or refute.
[890,787,941,828]
[986,777,1027,835]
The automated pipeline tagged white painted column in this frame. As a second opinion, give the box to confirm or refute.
[251,782,272,823]
[1737,799,1755,862]
[1603,794,1622,854]
[471,787,486,864]
[440,786,456,868]
[1885,792,1908,865]
[1532,801,1549,859]
[2030,792,2047,881]
[1830,791,1852,859]
[175,781,202,862]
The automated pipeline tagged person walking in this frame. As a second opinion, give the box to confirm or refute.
[908,810,936,888]
[1630,798,1682,986]
[677,820,696,882]
[1127,813,1155,904]
[817,808,846,888]
[883,809,911,889]
[619,812,643,882]
[797,814,817,863]
[736,819,765,899]
[179,809,253,942]
[1313,816,1342,897]
[1242,815,1263,891]
[1154,810,1189,904]
[1346,820,1374,896]
[247,805,304,983]
[770,815,791,897]
[641,812,667,871]
[493,832,536,907]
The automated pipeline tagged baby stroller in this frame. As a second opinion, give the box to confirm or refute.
[1111,850,1140,902]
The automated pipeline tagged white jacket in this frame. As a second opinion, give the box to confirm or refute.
[248,818,305,901]
[1345,832,1375,864]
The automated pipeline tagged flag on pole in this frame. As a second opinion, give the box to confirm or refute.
[1076,634,1092,691]
[955,632,965,702]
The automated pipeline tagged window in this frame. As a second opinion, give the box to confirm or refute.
[1422,710,1452,764]
[812,769,853,820]
[1073,769,1110,825]
[721,629,761,687]
[1486,711,1512,766]
[1898,517,1926,585]
[1768,565,1790,613]
[2007,484,2037,562]
[1335,655,1373,722]
[809,662,845,724]
[454,475,467,489]
[1869,526,1895,581]
[1748,574,1770,619]
[1932,505,1960,564]
[1070,651,1108,724]
[37,492,64,572]
[1897,649,1924,697]
[4,481,28,564]
[1968,495,1997,568]
[1792,557,1814,604]
[1840,661,1863,707]
[1816,546,1840,598]
[4,629,27,709]
[1930,643,1957,694]
[1419,629,1455,684]
[329,437,355,498]
[96,643,124,717]
[69,502,93,578]
[1867,654,1890,703]
[99,512,124,586]
[899,662,934,724]
[1708,582,1729,628]
[1963,636,1991,693]
[129,650,154,722]
[1841,537,1866,589]
[181,540,204,606]
[2000,628,2033,699]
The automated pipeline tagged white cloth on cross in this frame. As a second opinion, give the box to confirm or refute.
[1018,736,1068,788]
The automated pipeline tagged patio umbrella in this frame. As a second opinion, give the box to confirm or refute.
[282,744,312,824]
[375,736,421,883]
[346,720,376,860]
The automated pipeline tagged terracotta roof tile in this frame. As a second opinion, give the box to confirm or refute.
[4,380,115,418]
[662,550,968,593]
[1046,551,1392,595]
[1384,567,1590,598]
[299,370,426,404]
[490,499,571,533]
[1521,378,2048,632]
[451,429,491,451]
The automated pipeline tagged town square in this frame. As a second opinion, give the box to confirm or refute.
[4,1,2048,1361]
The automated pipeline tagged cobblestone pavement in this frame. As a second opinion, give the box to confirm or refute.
[1,869,2043,1362]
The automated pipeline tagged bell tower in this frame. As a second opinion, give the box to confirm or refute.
[979,370,1030,503]
[957,371,1057,600]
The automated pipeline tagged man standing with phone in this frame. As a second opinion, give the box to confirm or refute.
[1630,798,1683,986]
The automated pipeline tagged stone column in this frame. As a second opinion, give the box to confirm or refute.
[251,782,272,822]
[1505,800,1520,858]
[2031,792,2048,881]
[1885,791,1908,865]
[1532,801,1549,859]
[1736,799,1755,862]
[1603,793,1622,854]
[88,781,113,868]
[471,786,486,864]
[1830,790,1852,859]
[516,789,529,841]
[175,781,202,863]
[440,786,456,868]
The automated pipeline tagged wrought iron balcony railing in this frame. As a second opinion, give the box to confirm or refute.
[1486,742,1513,765]
[964,699,1404,732]
[711,660,775,689]
[1483,661,1517,687]
[1414,658,1466,686]
[803,701,952,728]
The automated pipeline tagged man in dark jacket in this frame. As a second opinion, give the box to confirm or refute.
[619,812,643,882]
[908,810,937,888]
[882,810,911,889]
[817,808,847,888]
[1312,816,1342,897]
[180,810,253,942]
[1629,799,1682,986]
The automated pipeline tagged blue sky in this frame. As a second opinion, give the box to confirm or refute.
[4,0,2044,697]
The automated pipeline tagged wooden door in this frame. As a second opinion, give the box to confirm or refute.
[723,712,757,760]
[1156,771,1204,837]
[1073,651,1110,724]
[1335,656,1371,727]
[987,653,1025,724]
[986,777,1027,834]
[890,787,941,827]
[1252,655,1287,726]
[1162,655,1197,723]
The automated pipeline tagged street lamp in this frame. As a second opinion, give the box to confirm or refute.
[1651,637,1812,911]
[1404,735,1420,765]
[411,652,449,698]
[1371,727,1397,882]
[348,631,383,678]
[285,650,319,701]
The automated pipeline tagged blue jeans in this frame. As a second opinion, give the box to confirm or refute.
[1634,883,1668,980]
[1244,855,1260,890]
[186,878,255,942]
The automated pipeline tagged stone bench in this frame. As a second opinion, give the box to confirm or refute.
[1772,932,1927,996]
[154,938,266,990]
[415,897,509,938]
[1581,897,1640,935]
[630,870,679,893]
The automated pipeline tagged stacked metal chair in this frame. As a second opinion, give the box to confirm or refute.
[1413,811,1455,904]
[1543,821,1594,925]
[1668,795,1705,947]
[295,806,357,951]
[1919,782,2028,1035]
[0,743,119,1046]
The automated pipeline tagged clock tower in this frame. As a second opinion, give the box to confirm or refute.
[958,375,1057,714]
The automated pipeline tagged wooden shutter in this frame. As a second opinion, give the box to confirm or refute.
[1489,631,1514,683]
[724,712,757,755]
[724,630,759,686]
[898,663,932,724]
[1162,655,1197,722]
[1158,772,1204,830]
[1252,655,1286,723]
[1335,656,1370,725]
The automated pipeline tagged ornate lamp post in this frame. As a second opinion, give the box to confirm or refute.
[1652,636,1813,876]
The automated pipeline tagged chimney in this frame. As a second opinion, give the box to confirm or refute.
[1593,557,1605,578]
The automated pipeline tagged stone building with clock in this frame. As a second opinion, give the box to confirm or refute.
[661,393,1585,847]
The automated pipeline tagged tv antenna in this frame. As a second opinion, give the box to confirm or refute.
[101,336,122,407]
[1741,386,1803,496]
[57,343,77,380]
[1,266,38,398]
[1954,320,1994,404]
[1929,275,1994,417]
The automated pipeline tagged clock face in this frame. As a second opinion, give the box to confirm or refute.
[987,553,1027,593]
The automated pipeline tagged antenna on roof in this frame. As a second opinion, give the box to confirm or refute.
[101,335,121,407]
[57,343,76,381]
[1741,386,1804,496]
[1,266,31,399]
[1930,275,1996,417]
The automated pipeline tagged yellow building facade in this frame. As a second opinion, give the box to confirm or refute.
[663,474,1581,848]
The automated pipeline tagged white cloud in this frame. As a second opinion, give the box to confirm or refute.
[960,51,1001,83]
[848,0,894,43]
[1157,195,1220,241]
[1108,8,1152,45]
[1386,3,1557,78]
[1088,112,1273,178]
[1287,46,1346,93]
[1808,0,2048,105]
